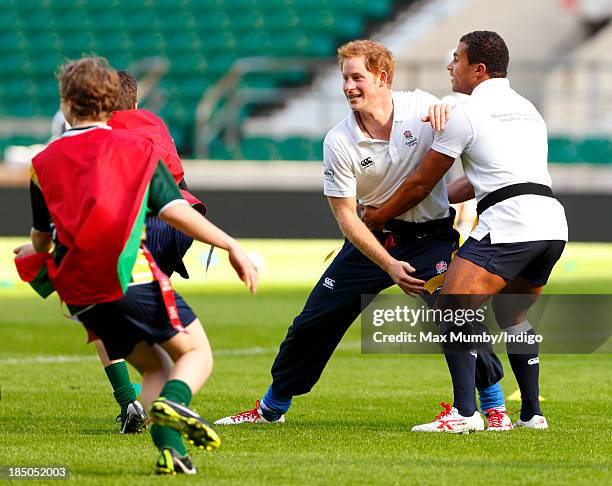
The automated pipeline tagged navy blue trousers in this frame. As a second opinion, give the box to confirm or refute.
[145,216,193,278]
[270,224,503,397]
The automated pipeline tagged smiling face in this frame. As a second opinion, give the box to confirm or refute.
[341,56,387,112]
[447,42,481,95]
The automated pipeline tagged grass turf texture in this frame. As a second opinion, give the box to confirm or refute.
[0,239,610,485]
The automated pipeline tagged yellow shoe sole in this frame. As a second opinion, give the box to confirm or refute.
[150,401,221,451]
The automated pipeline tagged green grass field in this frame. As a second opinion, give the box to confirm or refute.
[0,238,610,485]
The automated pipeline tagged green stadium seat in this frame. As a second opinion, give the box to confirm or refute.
[106,52,134,70]
[128,11,162,33]
[88,11,126,31]
[17,10,55,31]
[0,11,20,31]
[260,9,300,30]
[278,137,321,160]
[129,32,166,56]
[24,32,62,55]
[206,54,238,77]
[200,31,237,51]
[240,137,281,160]
[229,10,266,31]
[195,10,231,30]
[548,138,578,163]
[209,138,242,160]
[47,0,88,10]
[297,10,336,33]
[0,31,26,52]
[577,139,612,164]
[52,11,90,31]
[33,80,60,106]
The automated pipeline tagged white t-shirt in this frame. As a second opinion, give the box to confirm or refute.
[323,90,450,223]
[431,78,568,243]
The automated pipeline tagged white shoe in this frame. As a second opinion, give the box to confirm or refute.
[411,402,484,433]
[214,400,285,425]
[483,408,513,431]
[514,415,548,429]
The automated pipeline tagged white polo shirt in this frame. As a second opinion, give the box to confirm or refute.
[431,78,568,243]
[323,90,450,223]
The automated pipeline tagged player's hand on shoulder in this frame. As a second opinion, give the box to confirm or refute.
[359,204,386,230]
[227,243,259,295]
[386,260,425,297]
[421,103,454,131]
[13,242,36,258]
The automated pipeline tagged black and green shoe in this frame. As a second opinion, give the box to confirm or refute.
[149,398,221,451]
[156,448,197,475]
[117,400,148,434]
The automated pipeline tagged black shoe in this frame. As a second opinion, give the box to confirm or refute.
[149,398,221,451]
[117,400,148,434]
[156,448,197,475]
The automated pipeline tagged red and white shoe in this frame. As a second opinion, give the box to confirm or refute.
[411,402,484,434]
[214,401,285,425]
[484,408,513,431]
[514,415,548,430]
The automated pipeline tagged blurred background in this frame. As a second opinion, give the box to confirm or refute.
[0,0,611,243]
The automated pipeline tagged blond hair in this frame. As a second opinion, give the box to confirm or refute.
[337,39,395,87]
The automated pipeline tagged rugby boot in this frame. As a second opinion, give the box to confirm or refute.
[149,398,221,451]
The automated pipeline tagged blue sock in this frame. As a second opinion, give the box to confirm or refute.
[478,382,505,412]
[260,385,292,421]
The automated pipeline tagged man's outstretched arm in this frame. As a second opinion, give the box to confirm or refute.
[361,149,455,229]
[328,196,425,296]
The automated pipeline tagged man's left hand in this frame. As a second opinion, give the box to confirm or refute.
[421,103,454,131]
[359,204,386,230]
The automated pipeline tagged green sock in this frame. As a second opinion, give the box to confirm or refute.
[160,379,192,406]
[104,361,136,416]
[152,380,193,456]
[151,424,186,456]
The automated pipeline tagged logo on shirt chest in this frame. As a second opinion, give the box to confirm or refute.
[435,260,448,274]
[403,130,418,147]
[360,156,374,169]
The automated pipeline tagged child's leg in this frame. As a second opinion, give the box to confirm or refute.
[158,319,213,394]
[125,342,173,409]
[126,341,188,457]
[94,340,136,416]
[148,319,220,453]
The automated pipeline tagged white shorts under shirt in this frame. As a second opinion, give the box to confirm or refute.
[323,90,450,223]
[431,78,568,244]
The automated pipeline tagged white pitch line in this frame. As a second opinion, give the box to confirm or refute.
[0,342,361,366]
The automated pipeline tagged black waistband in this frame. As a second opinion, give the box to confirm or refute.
[476,183,555,216]
[384,207,455,237]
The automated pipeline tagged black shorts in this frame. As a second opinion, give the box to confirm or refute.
[456,234,566,286]
[78,282,197,360]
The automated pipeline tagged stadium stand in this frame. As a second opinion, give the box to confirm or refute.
[0,0,409,160]
[0,0,610,164]
[245,0,600,158]
[543,17,612,164]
